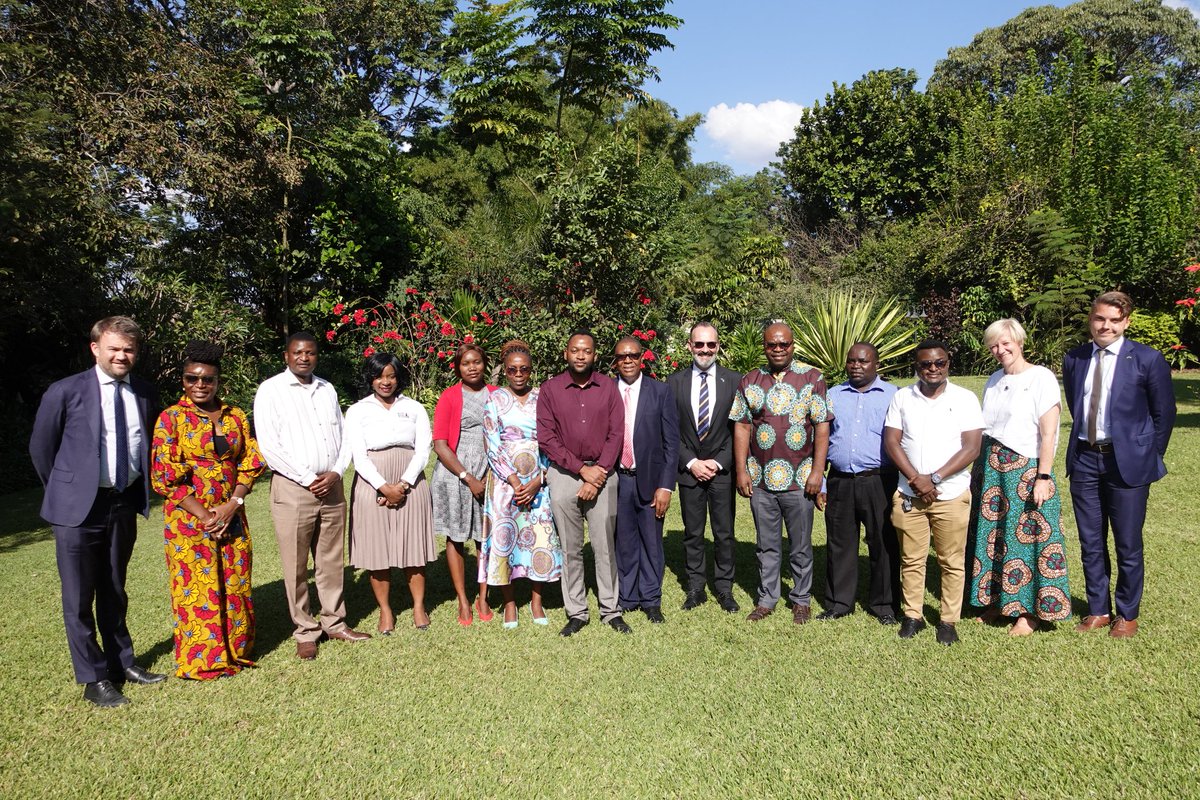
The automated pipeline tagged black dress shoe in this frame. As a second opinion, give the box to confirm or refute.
[715,592,740,613]
[559,617,589,637]
[876,614,899,626]
[682,590,707,611]
[936,622,959,646]
[83,680,129,708]
[607,615,633,634]
[898,617,927,639]
[643,606,665,624]
[816,610,850,621]
[121,665,167,685]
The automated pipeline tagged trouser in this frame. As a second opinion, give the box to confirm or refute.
[678,474,736,595]
[891,490,972,624]
[546,464,619,622]
[270,475,349,642]
[823,471,900,617]
[749,488,814,609]
[615,472,665,609]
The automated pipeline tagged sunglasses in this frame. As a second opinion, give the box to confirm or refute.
[613,353,643,362]
[690,341,718,350]
[917,359,948,370]
[183,374,217,386]
[765,342,793,350]
[505,365,531,375]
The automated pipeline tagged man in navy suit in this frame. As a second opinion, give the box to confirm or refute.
[1063,291,1176,638]
[29,316,166,707]
[667,322,741,613]
[613,336,680,624]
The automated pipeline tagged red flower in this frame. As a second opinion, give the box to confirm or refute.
[646,330,656,338]
[470,315,478,322]
[644,349,656,361]
[437,350,446,358]
[1177,298,1197,307]
[384,330,401,341]
[415,331,425,339]
[325,330,336,342]
[340,314,351,324]
[420,300,435,312]
[440,322,455,336]
[427,346,435,353]
[481,312,494,324]
[369,320,378,327]
[416,321,428,330]
[406,288,419,295]
[373,336,384,344]
[617,324,625,331]
[353,309,367,325]
[363,346,376,357]
[1185,264,1200,272]
[641,297,652,306]
[670,360,678,367]
[633,329,643,337]
[332,302,345,315]
[1171,343,1187,350]
[463,334,475,343]
[385,302,394,309]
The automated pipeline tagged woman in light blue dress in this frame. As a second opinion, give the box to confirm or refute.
[479,340,562,628]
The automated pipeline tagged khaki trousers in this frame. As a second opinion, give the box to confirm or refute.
[891,490,971,624]
[270,475,350,642]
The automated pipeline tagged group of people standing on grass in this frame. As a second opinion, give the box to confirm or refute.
[30,289,1176,707]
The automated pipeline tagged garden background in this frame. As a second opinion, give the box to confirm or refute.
[3,1,1200,795]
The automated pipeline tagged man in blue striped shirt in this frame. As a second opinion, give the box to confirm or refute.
[817,343,901,625]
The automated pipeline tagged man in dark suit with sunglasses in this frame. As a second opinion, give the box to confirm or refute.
[668,322,741,613]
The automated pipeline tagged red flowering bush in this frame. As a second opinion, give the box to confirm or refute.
[324,289,520,396]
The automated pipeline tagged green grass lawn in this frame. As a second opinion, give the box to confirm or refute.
[2,375,1199,799]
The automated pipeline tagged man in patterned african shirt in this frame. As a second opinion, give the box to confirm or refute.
[732,321,832,625]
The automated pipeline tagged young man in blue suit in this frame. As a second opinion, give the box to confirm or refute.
[613,336,680,625]
[29,316,166,707]
[1063,291,1176,638]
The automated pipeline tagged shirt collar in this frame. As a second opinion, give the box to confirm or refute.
[1092,336,1125,356]
[837,376,885,393]
[620,374,643,391]
[94,365,127,386]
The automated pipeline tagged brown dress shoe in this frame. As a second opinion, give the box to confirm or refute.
[746,605,774,622]
[1075,614,1112,632]
[297,641,318,660]
[792,604,811,625]
[326,627,372,642]
[1109,617,1138,638]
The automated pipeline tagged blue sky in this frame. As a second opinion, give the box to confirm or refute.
[647,0,1199,173]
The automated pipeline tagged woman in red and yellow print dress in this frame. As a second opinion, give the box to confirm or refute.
[151,342,265,679]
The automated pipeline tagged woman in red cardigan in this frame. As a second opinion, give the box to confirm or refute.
[431,342,497,625]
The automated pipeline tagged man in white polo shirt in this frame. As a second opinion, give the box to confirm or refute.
[883,340,983,646]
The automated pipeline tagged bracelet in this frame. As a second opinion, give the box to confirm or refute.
[1035,473,1052,481]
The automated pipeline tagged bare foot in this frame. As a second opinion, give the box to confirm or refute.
[1009,614,1039,636]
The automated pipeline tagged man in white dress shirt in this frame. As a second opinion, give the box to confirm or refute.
[254,332,369,660]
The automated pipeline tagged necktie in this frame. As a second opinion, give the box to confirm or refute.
[697,371,710,440]
[621,386,635,469]
[1087,348,1106,444]
[113,380,129,490]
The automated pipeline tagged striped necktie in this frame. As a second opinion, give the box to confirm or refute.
[113,380,129,490]
[697,371,710,440]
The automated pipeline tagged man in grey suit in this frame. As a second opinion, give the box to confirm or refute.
[29,316,167,707]
[667,322,741,613]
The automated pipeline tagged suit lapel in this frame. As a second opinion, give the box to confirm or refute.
[85,370,102,447]
[1106,339,1135,419]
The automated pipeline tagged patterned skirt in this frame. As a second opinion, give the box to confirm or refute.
[968,437,1072,621]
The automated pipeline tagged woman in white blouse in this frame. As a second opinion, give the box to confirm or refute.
[344,353,437,632]
[967,319,1071,636]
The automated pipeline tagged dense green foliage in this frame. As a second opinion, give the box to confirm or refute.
[5,0,1200,490]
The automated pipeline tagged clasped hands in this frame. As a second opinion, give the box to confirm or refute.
[576,464,607,502]
[199,500,239,542]
[376,481,410,508]
[906,473,940,504]
[508,473,543,509]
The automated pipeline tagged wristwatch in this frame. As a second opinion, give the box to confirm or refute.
[1035,473,1052,481]
[458,470,469,482]
[233,496,244,506]
[930,472,943,486]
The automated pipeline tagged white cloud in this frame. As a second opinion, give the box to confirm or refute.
[1164,0,1200,19]
[701,100,806,170]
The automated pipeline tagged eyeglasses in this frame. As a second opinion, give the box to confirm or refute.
[613,353,642,362]
[183,374,217,385]
[917,359,948,370]
[505,365,531,375]
[690,341,718,350]
[764,342,793,350]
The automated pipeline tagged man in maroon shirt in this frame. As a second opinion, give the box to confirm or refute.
[536,329,630,635]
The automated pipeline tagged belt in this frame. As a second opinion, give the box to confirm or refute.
[1078,440,1114,454]
[616,467,637,476]
[828,468,892,479]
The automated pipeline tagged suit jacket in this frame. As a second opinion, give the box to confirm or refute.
[1062,338,1176,486]
[29,369,158,527]
[622,376,680,504]
[667,364,739,488]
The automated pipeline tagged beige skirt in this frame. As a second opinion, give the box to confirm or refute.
[349,446,436,570]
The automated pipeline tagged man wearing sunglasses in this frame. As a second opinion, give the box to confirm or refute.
[537,329,629,635]
[731,321,832,625]
[30,316,167,707]
[883,341,983,646]
[611,336,679,623]
[667,322,742,613]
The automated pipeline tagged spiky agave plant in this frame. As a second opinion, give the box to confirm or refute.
[789,290,919,383]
